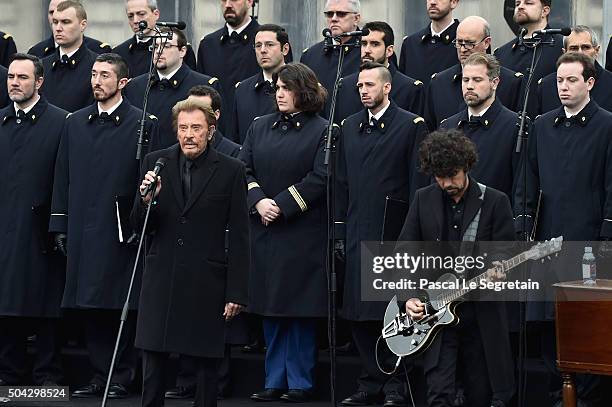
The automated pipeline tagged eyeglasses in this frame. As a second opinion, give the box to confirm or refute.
[323,10,356,18]
[254,41,281,50]
[451,37,488,50]
[153,43,180,51]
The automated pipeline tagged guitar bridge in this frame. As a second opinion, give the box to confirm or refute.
[382,313,411,339]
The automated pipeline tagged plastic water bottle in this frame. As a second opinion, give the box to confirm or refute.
[582,246,596,285]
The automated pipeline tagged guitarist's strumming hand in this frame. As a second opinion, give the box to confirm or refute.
[485,261,506,282]
[406,298,425,321]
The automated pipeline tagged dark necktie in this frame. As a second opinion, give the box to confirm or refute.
[16,109,26,119]
[369,117,378,128]
[468,115,481,128]
[61,54,69,65]
[182,160,193,201]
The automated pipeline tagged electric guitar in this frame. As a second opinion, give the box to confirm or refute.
[381,237,563,358]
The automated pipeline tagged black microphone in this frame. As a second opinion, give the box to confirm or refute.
[140,157,167,198]
[517,27,527,46]
[322,28,333,38]
[138,21,148,31]
[155,21,187,30]
[339,27,370,37]
[533,27,572,36]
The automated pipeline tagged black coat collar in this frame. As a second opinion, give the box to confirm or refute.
[1,96,49,125]
[419,19,459,44]
[86,99,131,126]
[51,44,89,70]
[456,98,503,130]
[553,99,599,127]
[358,102,398,133]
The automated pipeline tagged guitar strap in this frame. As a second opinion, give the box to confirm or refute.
[457,183,487,277]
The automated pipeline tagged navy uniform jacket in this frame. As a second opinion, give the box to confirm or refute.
[40,45,98,112]
[212,129,241,158]
[0,31,17,68]
[124,63,221,151]
[606,36,611,71]
[239,112,328,317]
[0,97,68,317]
[0,65,8,109]
[230,71,276,143]
[301,37,362,117]
[112,35,197,78]
[514,100,612,241]
[335,63,424,124]
[398,20,459,87]
[494,32,563,118]
[439,99,521,200]
[426,63,524,129]
[536,61,612,114]
[49,99,158,309]
[28,35,111,59]
[337,103,428,321]
[131,145,249,358]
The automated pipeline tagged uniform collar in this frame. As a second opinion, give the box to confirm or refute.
[272,112,306,132]
[359,101,397,133]
[129,35,151,52]
[368,100,391,123]
[553,100,598,127]
[152,64,189,88]
[2,96,48,125]
[457,98,502,130]
[51,44,87,70]
[220,19,256,44]
[254,71,276,92]
[98,97,123,116]
[226,16,252,36]
[324,33,361,54]
[420,19,458,44]
[14,95,40,115]
[87,99,131,126]
[430,19,457,37]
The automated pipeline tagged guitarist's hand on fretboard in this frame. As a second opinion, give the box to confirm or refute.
[485,261,506,283]
[405,298,425,321]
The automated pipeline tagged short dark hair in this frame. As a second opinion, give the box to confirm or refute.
[256,24,290,48]
[419,129,479,177]
[188,85,222,112]
[56,0,87,20]
[359,61,392,84]
[9,53,44,80]
[556,52,596,82]
[158,26,187,49]
[363,21,394,47]
[541,0,552,7]
[273,63,327,114]
[95,53,129,80]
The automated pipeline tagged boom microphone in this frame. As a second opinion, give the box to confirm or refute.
[155,21,187,30]
[533,27,572,36]
[140,157,168,198]
[339,27,370,37]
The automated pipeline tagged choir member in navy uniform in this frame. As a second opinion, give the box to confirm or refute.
[113,0,197,78]
[197,0,261,131]
[0,31,17,68]
[426,16,523,129]
[398,0,459,87]
[231,24,290,144]
[536,26,612,114]
[40,1,98,112]
[0,65,8,108]
[301,0,363,116]
[49,53,158,399]
[28,0,111,58]
[335,21,424,124]
[0,53,68,388]
[132,99,249,407]
[400,130,515,407]
[494,0,563,118]
[515,52,612,406]
[240,63,328,404]
[124,27,221,151]
[439,53,520,201]
[337,62,426,407]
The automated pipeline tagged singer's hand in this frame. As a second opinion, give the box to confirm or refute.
[223,302,244,321]
[140,171,162,205]
[255,199,280,225]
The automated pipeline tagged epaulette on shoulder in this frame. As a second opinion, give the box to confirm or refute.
[235,81,241,88]
[3,32,12,40]
[515,71,524,77]
[537,78,543,85]
[253,116,260,121]
[493,47,499,53]
[149,114,158,120]
[413,116,425,124]
[341,119,346,126]
[100,42,110,49]
[302,47,309,54]
[208,77,219,85]
[66,113,72,118]
[431,73,437,79]
[440,118,447,124]
[403,35,408,40]
[414,80,423,86]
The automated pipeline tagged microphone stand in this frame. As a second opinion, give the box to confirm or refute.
[514,30,554,407]
[323,32,359,407]
[100,187,158,407]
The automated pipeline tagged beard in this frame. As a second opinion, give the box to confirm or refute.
[464,88,494,108]
[361,54,386,65]
[429,7,451,21]
[93,87,119,102]
[513,11,537,25]
[224,8,247,27]
[362,91,385,110]
[9,88,35,104]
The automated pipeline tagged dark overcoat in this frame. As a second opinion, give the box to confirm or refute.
[0,98,67,317]
[398,180,516,402]
[0,31,16,68]
[337,104,428,321]
[239,112,328,317]
[131,144,250,358]
[49,100,158,309]
[230,71,277,143]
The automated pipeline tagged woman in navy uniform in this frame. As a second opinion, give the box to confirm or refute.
[240,63,328,403]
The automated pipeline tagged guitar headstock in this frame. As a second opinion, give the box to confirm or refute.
[525,236,563,261]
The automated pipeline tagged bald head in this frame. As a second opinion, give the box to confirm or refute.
[455,16,491,65]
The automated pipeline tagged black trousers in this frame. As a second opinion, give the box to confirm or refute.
[176,344,231,395]
[143,350,219,407]
[82,309,136,386]
[0,317,63,384]
[425,303,491,407]
[351,320,405,396]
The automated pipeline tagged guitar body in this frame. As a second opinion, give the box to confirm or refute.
[383,273,461,358]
